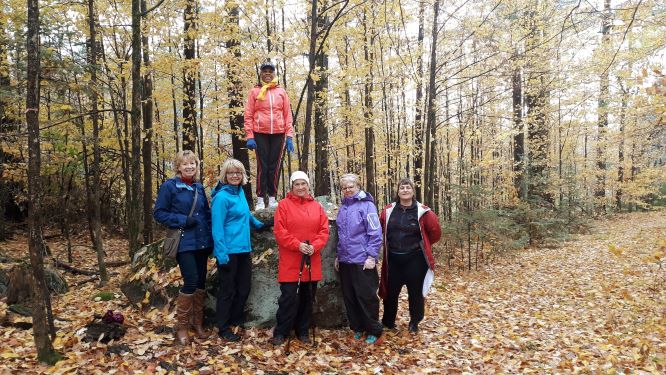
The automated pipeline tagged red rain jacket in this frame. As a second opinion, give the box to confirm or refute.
[274,192,329,282]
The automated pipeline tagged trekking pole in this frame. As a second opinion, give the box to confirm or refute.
[286,248,308,355]
[306,251,317,347]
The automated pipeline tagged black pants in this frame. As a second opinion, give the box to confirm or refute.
[273,281,317,338]
[254,133,286,198]
[339,263,383,337]
[216,252,252,333]
[176,248,210,294]
[381,251,428,328]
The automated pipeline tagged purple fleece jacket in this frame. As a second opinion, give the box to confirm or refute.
[336,190,382,264]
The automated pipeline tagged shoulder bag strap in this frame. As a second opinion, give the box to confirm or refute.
[187,186,199,219]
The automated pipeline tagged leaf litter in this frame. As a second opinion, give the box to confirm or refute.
[0,211,664,373]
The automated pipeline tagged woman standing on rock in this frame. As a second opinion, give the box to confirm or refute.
[379,178,441,334]
[335,173,383,344]
[271,171,329,345]
[211,158,270,342]
[153,150,213,345]
[243,61,294,211]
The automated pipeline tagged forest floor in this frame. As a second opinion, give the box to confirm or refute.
[0,210,665,374]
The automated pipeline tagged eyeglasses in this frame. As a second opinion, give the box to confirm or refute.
[341,186,356,191]
[226,172,243,176]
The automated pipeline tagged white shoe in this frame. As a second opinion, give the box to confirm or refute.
[268,196,278,209]
[255,197,265,211]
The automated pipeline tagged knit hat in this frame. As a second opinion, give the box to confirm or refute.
[289,171,310,186]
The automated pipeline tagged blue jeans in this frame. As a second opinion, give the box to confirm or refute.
[177,248,210,294]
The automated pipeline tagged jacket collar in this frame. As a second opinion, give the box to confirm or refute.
[342,190,373,205]
[385,200,429,221]
[286,191,314,203]
[211,182,242,198]
[173,176,196,191]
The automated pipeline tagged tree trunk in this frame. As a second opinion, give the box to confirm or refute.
[413,0,425,202]
[313,11,330,197]
[140,0,154,244]
[226,2,253,206]
[595,0,611,207]
[26,0,61,363]
[424,0,439,207]
[512,67,525,200]
[363,6,376,199]
[87,0,108,283]
[617,79,628,210]
[182,0,197,152]
[299,0,318,174]
[129,0,143,254]
[525,11,552,204]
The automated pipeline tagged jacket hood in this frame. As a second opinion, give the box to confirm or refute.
[342,190,374,205]
[211,182,242,199]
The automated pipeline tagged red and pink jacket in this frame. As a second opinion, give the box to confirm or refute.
[243,84,294,139]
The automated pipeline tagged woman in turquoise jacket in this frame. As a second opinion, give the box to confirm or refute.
[211,158,269,341]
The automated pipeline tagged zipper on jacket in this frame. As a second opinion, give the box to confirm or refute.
[268,91,274,133]
[256,112,260,131]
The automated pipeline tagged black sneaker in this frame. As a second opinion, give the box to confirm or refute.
[382,321,396,330]
[408,322,419,333]
[271,335,285,345]
[297,334,310,344]
[219,330,241,342]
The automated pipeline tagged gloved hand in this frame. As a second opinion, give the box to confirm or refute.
[247,138,257,150]
[363,257,376,270]
[184,217,197,228]
[334,257,339,272]
[285,137,294,153]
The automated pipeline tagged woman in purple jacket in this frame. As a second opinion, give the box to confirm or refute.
[335,173,383,344]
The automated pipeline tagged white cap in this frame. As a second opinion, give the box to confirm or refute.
[289,171,310,186]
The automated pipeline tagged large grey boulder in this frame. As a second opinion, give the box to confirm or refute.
[205,209,346,329]
[121,198,347,329]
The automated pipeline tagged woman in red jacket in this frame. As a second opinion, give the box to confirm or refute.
[244,61,294,211]
[379,178,441,334]
[271,171,329,345]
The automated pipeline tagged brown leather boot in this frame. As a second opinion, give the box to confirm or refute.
[175,292,193,345]
[191,289,209,339]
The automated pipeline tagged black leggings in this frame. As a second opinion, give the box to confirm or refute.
[254,133,286,198]
[381,251,428,327]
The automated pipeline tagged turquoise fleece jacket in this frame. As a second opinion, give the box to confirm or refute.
[210,183,264,264]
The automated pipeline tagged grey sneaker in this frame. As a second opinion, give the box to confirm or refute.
[268,196,278,209]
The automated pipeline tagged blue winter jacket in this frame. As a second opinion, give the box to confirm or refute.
[210,183,264,265]
[153,177,213,253]
[336,190,382,264]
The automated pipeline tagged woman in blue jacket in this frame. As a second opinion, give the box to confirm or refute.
[211,158,269,341]
[153,150,213,345]
[335,173,383,344]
